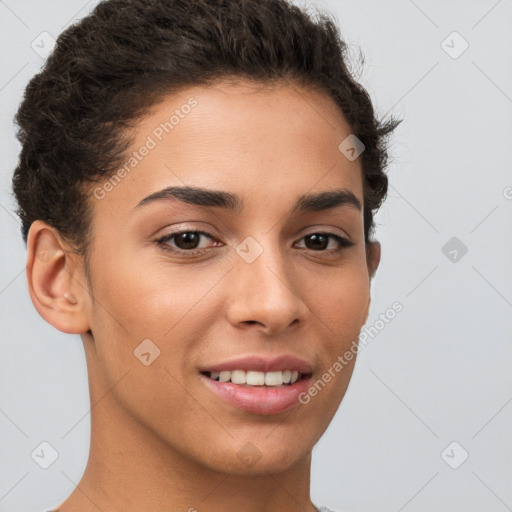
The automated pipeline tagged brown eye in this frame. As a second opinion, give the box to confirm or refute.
[173,232,202,250]
[155,230,218,254]
[297,233,354,252]
[304,234,329,250]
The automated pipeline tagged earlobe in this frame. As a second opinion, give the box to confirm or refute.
[26,220,91,334]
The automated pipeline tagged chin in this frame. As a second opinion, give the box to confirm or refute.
[193,436,312,477]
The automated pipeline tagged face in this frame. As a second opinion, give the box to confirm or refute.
[81,79,377,475]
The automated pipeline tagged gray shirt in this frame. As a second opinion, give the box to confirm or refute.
[46,505,340,511]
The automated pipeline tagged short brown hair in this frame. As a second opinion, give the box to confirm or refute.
[12,0,400,254]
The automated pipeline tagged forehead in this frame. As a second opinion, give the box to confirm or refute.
[89,79,363,219]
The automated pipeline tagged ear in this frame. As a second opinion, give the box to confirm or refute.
[361,240,381,324]
[366,240,381,281]
[26,220,91,334]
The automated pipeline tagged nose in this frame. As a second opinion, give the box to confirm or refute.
[225,239,306,336]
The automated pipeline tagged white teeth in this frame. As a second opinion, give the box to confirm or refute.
[246,371,265,385]
[265,371,283,386]
[219,371,231,382]
[207,369,302,386]
[230,370,246,385]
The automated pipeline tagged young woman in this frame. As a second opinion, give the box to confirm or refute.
[12,0,399,510]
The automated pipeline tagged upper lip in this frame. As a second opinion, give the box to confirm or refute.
[200,355,313,374]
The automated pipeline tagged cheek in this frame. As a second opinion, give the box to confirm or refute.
[88,251,229,383]
[91,249,212,336]
[85,255,207,431]
[305,262,370,340]
[302,264,369,404]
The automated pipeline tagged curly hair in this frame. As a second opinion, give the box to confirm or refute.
[12,0,400,255]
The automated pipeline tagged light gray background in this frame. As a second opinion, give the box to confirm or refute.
[1,1,511,511]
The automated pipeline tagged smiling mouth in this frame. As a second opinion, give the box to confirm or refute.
[201,370,311,387]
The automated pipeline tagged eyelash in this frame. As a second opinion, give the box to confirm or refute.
[154,230,355,256]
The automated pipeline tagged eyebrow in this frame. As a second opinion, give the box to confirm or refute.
[133,185,361,214]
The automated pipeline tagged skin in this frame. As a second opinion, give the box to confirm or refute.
[26,79,380,512]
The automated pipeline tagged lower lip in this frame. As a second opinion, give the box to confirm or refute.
[199,373,312,415]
